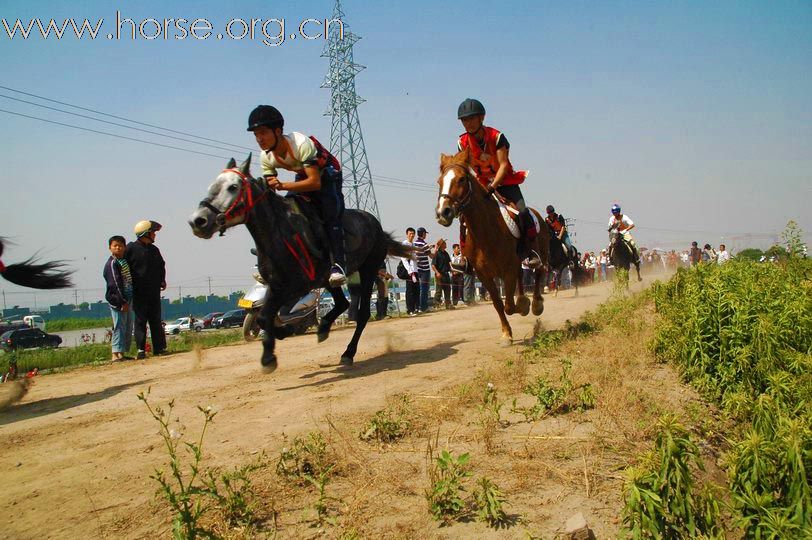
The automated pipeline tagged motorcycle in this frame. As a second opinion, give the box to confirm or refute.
[238,266,319,342]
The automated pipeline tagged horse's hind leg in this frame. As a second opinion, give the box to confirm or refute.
[482,275,513,345]
[532,267,545,316]
[514,266,530,316]
[634,262,643,282]
[318,286,350,343]
[259,299,282,372]
[339,268,376,366]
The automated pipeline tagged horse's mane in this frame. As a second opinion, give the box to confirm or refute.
[0,237,74,289]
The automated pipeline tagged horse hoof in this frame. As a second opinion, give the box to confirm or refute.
[338,356,353,368]
[317,332,329,343]
[260,354,277,373]
[499,336,513,347]
[532,300,544,316]
[637,277,643,282]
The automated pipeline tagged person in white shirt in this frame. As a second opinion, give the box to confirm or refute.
[608,204,640,263]
[717,244,730,265]
[401,227,419,315]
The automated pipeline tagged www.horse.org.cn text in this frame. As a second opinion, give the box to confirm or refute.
[0,12,344,47]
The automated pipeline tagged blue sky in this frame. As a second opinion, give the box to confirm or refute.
[1,0,810,308]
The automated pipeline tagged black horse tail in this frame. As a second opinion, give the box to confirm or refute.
[0,238,74,289]
[384,232,414,259]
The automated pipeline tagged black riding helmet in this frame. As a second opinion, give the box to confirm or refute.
[546,205,555,214]
[247,105,284,132]
[457,98,485,119]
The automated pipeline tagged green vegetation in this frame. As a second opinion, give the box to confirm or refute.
[359,394,414,444]
[622,414,721,539]
[1,329,244,374]
[426,449,472,523]
[45,317,111,332]
[652,258,811,536]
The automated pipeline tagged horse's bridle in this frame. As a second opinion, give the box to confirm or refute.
[198,168,262,236]
[438,164,474,215]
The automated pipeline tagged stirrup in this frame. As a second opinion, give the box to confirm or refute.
[329,264,347,287]
[522,250,542,269]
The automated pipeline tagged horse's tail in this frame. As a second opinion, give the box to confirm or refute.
[0,238,74,289]
[384,232,414,259]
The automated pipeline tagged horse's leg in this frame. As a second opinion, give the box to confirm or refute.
[317,286,350,343]
[554,268,560,297]
[259,299,282,372]
[514,266,530,316]
[503,273,517,315]
[634,260,643,282]
[532,266,545,315]
[482,275,513,345]
[339,267,376,366]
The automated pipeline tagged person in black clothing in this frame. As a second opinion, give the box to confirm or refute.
[126,220,167,359]
[432,238,453,309]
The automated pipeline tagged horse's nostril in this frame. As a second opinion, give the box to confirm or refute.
[193,216,207,228]
[442,207,452,219]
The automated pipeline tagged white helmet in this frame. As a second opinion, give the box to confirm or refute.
[134,220,162,238]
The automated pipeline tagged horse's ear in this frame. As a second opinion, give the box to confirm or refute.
[239,153,252,176]
[226,158,236,169]
[440,153,452,169]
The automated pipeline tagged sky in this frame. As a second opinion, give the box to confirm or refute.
[0,0,810,310]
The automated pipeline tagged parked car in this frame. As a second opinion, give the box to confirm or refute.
[164,317,204,335]
[201,312,224,329]
[1,328,62,352]
[213,309,247,329]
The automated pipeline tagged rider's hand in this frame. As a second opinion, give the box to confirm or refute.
[486,184,496,196]
[267,177,282,191]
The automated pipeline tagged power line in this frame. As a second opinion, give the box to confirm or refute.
[0,108,234,160]
[0,84,253,152]
[0,93,252,155]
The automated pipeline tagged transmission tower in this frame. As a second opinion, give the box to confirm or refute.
[321,0,379,217]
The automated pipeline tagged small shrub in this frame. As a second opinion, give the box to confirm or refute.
[276,432,333,483]
[426,450,471,523]
[473,477,508,527]
[360,395,413,444]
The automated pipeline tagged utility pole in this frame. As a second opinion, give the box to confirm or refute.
[207,276,212,296]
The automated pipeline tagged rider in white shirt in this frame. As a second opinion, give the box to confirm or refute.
[608,204,640,263]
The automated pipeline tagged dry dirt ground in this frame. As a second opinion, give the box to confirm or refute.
[0,275,685,539]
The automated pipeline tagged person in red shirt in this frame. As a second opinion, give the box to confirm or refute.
[456,98,540,268]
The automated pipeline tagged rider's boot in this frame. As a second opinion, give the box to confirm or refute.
[327,223,348,287]
[518,209,542,269]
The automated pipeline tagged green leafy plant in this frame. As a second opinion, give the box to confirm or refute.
[426,450,472,523]
[138,389,217,540]
[304,466,338,527]
[276,432,333,483]
[473,477,508,527]
[360,395,413,443]
[622,415,720,539]
[477,383,504,452]
[203,456,265,527]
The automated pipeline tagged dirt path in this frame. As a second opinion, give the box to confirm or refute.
[0,277,657,539]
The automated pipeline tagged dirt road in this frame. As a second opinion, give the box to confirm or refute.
[0,278,653,538]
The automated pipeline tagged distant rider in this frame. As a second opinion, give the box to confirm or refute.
[545,205,574,258]
[247,105,348,286]
[607,204,640,263]
[456,98,540,268]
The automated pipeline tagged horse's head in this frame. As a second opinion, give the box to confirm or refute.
[435,148,476,227]
[189,154,255,239]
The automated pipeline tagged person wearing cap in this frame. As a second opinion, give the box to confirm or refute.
[456,98,541,268]
[607,204,640,264]
[126,220,167,359]
[432,238,453,309]
[246,104,348,287]
[414,227,433,312]
[545,205,574,258]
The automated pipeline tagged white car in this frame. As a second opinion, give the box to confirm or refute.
[164,317,204,335]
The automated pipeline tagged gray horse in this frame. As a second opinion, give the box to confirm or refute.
[188,155,411,372]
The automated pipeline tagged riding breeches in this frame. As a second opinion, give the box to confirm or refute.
[311,172,346,268]
[495,184,526,210]
[620,231,637,249]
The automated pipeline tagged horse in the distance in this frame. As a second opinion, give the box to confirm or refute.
[608,228,642,285]
[189,155,412,371]
[435,149,550,345]
[547,235,586,296]
[0,238,73,289]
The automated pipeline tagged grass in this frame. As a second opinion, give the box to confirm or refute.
[1,329,244,374]
[45,317,112,332]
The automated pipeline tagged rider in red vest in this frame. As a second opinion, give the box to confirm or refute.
[457,98,541,268]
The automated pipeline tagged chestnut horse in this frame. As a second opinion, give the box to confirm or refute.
[435,149,550,344]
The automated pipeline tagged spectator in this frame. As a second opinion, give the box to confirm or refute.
[414,227,432,312]
[401,227,419,316]
[464,261,477,305]
[599,249,608,281]
[432,238,453,309]
[702,243,717,263]
[521,259,534,291]
[689,241,702,266]
[126,220,167,359]
[103,235,134,362]
[450,243,465,306]
[717,244,730,265]
[375,261,393,320]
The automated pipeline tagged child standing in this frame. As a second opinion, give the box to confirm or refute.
[103,235,134,361]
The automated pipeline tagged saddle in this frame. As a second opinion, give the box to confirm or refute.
[491,193,540,239]
[283,196,362,256]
